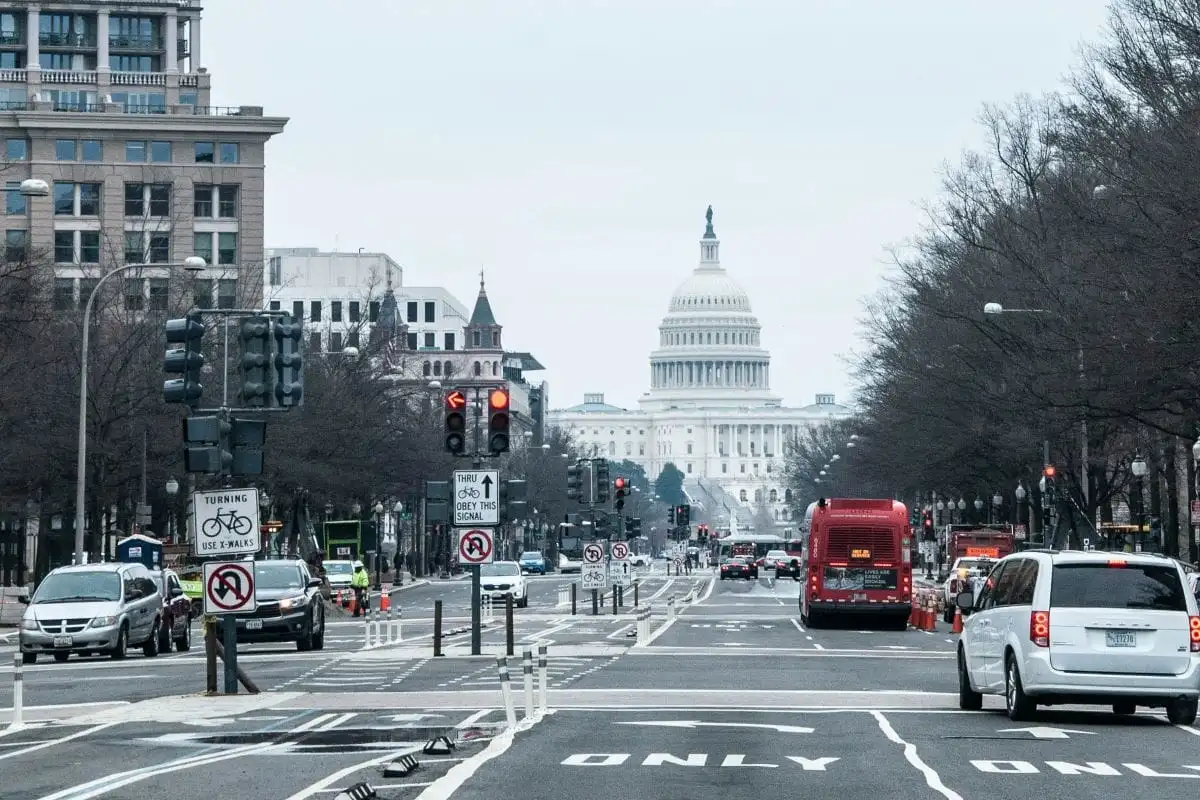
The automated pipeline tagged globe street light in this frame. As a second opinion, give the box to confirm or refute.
[372,501,385,589]
[73,256,208,565]
[165,477,179,496]
[974,498,984,511]
[0,178,50,197]
[957,498,966,511]
[165,476,180,542]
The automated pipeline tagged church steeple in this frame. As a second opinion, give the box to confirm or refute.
[699,205,720,269]
[465,270,502,350]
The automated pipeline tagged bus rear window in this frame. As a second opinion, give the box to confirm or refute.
[1049,563,1187,612]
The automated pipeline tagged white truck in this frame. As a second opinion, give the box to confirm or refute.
[941,556,995,622]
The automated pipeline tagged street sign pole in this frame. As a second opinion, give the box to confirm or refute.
[471,395,483,656]
[222,615,237,693]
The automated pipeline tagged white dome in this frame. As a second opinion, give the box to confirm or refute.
[668,270,752,314]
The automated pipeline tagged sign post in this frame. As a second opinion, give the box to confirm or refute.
[203,561,257,694]
[456,528,495,656]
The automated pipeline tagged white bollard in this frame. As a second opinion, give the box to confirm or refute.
[536,644,548,713]
[496,656,517,729]
[395,606,403,642]
[482,595,494,623]
[521,648,534,719]
[667,595,676,622]
[11,652,23,728]
[362,612,372,648]
[558,585,569,607]
[384,607,394,644]
[637,605,651,642]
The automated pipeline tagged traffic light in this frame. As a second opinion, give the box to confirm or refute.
[238,315,272,407]
[613,477,628,511]
[921,509,934,540]
[444,389,467,455]
[230,417,266,475]
[503,479,527,520]
[626,517,642,540]
[487,387,510,454]
[595,460,610,504]
[1041,465,1057,504]
[182,414,230,474]
[163,311,205,406]
[668,506,676,525]
[272,313,304,407]
[566,462,583,501]
[676,504,690,527]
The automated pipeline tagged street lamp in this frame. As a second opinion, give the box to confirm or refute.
[1,178,50,197]
[991,492,1003,524]
[165,477,179,496]
[957,498,966,512]
[165,477,180,543]
[973,498,983,521]
[1131,454,1148,550]
[372,501,384,590]
[73,256,207,565]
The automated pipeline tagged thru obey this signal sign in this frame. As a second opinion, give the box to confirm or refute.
[456,528,495,565]
[203,561,257,615]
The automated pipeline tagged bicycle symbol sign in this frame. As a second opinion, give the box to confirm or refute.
[193,488,262,557]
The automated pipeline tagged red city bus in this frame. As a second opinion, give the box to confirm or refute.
[800,497,912,630]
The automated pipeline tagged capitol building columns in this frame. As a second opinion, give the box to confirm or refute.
[651,360,770,389]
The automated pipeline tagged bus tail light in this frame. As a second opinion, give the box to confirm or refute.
[1030,610,1050,648]
[1190,616,1200,653]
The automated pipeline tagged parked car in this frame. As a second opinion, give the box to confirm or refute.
[229,559,326,651]
[18,562,165,663]
[148,568,193,652]
[519,551,548,575]
[955,549,1200,724]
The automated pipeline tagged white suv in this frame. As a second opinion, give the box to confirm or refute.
[954,549,1200,724]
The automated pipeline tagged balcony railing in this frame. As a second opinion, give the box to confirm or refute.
[39,33,96,48]
[0,69,200,88]
[109,35,161,51]
[42,70,98,84]
[0,33,22,46]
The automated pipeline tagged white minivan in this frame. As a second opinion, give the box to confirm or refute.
[955,549,1200,724]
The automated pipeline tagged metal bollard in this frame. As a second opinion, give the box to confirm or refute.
[505,594,515,657]
[633,582,639,607]
[497,656,517,728]
[571,583,577,615]
[536,644,548,713]
[433,600,443,657]
[522,648,534,718]
[611,589,618,615]
[11,652,23,728]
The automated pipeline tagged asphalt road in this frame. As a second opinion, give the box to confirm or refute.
[2,567,1197,799]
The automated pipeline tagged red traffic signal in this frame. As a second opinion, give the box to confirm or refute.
[445,389,467,410]
[1043,465,1056,478]
[614,477,628,491]
[488,388,509,410]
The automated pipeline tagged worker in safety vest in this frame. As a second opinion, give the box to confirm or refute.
[350,562,370,616]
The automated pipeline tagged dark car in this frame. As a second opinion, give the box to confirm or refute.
[149,568,193,653]
[775,556,802,579]
[719,556,758,580]
[231,560,326,651]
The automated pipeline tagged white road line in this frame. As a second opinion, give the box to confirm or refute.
[318,713,356,731]
[640,616,676,646]
[790,618,806,633]
[0,723,120,762]
[646,579,675,601]
[812,642,825,650]
[456,709,493,728]
[416,719,528,800]
[1177,724,1200,737]
[871,711,963,800]
[284,746,429,800]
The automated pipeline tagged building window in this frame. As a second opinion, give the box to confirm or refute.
[4,182,25,215]
[52,183,100,217]
[309,331,321,352]
[192,279,212,309]
[290,300,303,320]
[53,230,73,263]
[219,142,239,164]
[268,300,280,311]
[193,185,212,217]
[639,444,645,456]
[369,301,379,322]
[422,332,434,348]
[80,231,99,263]
[4,230,26,261]
[348,301,360,323]
[218,185,238,218]
[432,361,442,376]
[331,331,343,351]
[217,279,237,309]
[347,330,360,348]
[148,278,168,311]
[687,463,693,473]
[330,301,342,322]
[125,183,170,217]
[5,139,26,160]
[148,233,170,263]
[124,183,143,216]
[444,332,455,350]
[424,301,435,322]
[268,256,281,286]
[625,442,632,455]
[78,279,97,310]
[194,142,215,163]
[473,361,481,376]
[192,232,212,265]
[686,443,693,455]
[472,330,480,347]
[125,140,146,162]
[310,301,322,322]
[81,140,102,162]
[150,140,171,162]
[422,361,431,377]
[55,139,76,160]
[53,278,74,310]
[217,232,237,265]
[124,231,143,263]
[406,301,417,322]
[53,183,73,215]
[149,184,170,216]
[124,277,144,311]
[406,332,418,350]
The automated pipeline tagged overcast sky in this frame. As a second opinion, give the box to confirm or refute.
[204,0,1111,411]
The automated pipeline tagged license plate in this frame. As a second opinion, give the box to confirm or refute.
[246,620,262,630]
[852,593,867,602]
[1106,630,1136,648]
[52,636,73,648]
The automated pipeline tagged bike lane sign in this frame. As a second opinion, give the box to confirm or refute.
[193,488,261,556]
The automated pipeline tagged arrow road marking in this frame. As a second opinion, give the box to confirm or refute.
[997,726,1097,739]
[481,475,493,499]
[615,720,815,734]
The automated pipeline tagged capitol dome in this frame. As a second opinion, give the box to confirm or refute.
[640,207,780,412]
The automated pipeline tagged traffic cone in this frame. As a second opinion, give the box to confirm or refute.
[952,606,964,634]
[349,592,358,616]
[380,593,390,612]
[334,590,342,607]
[926,598,937,631]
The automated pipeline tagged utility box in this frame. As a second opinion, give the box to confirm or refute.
[117,533,163,571]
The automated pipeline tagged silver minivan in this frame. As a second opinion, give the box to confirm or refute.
[18,562,164,664]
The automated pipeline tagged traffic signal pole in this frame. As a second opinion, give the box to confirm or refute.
[471,389,483,656]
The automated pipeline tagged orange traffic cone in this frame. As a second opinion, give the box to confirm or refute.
[380,593,390,612]
[952,606,964,634]
[348,592,358,616]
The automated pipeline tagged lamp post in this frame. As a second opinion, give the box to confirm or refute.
[372,501,384,590]
[165,477,179,543]
[1192,437,1200,560]
[73,256,207,565]
[392,500,405,578]
[259,492,271,555]
[3,179,50,197]
[991,492,1003,525]
[1131,455,1148,552]
[935,499,945,526]
[973,497,983,524]
[1014,482,1026,541]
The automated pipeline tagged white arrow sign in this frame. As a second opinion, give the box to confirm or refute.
[997,726,1097,740]
[615,720,814,734]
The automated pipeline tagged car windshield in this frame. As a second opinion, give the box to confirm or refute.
[480,563,520,577]
[325,562,353,576]
[33,571,121,603]
[956,559,992,573]
[1050,562,1187,611]
[520,552,542,560]
[254,563,304,590]
[765,551,787,559]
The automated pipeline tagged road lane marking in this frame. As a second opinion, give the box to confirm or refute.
[415,717,535,800]
[0,723,119,762]
[812,643,825,650]
[790,618,806,633]
[871,711,963,800]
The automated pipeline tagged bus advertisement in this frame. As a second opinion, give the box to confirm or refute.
[801,497,912,630]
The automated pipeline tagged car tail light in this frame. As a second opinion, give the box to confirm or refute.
[1190,616,1200,653]
[1108,559,1127,568]
[1030,610,1050,648]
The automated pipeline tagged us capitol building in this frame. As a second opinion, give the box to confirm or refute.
[547,208,852,531]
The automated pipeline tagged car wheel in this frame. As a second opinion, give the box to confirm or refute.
[296,613,315,651]
[957,648,983,711]
[1004,654,1035,721]
[174,620,192,652]
[110,626,128,660]
[1166,696,1198,725]
[312,608,326,650]
[142,620,160,658]
[22,652,36,665]
[53,652,69,663]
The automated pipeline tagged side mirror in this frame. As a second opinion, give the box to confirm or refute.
[955,591,975,612]
[307,578,323,588]
[17,595,29,605]
[169,586,184,598]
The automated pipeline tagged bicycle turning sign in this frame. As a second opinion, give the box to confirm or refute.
[193,488,261,557]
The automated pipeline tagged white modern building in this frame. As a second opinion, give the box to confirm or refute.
[548,208,853,529]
